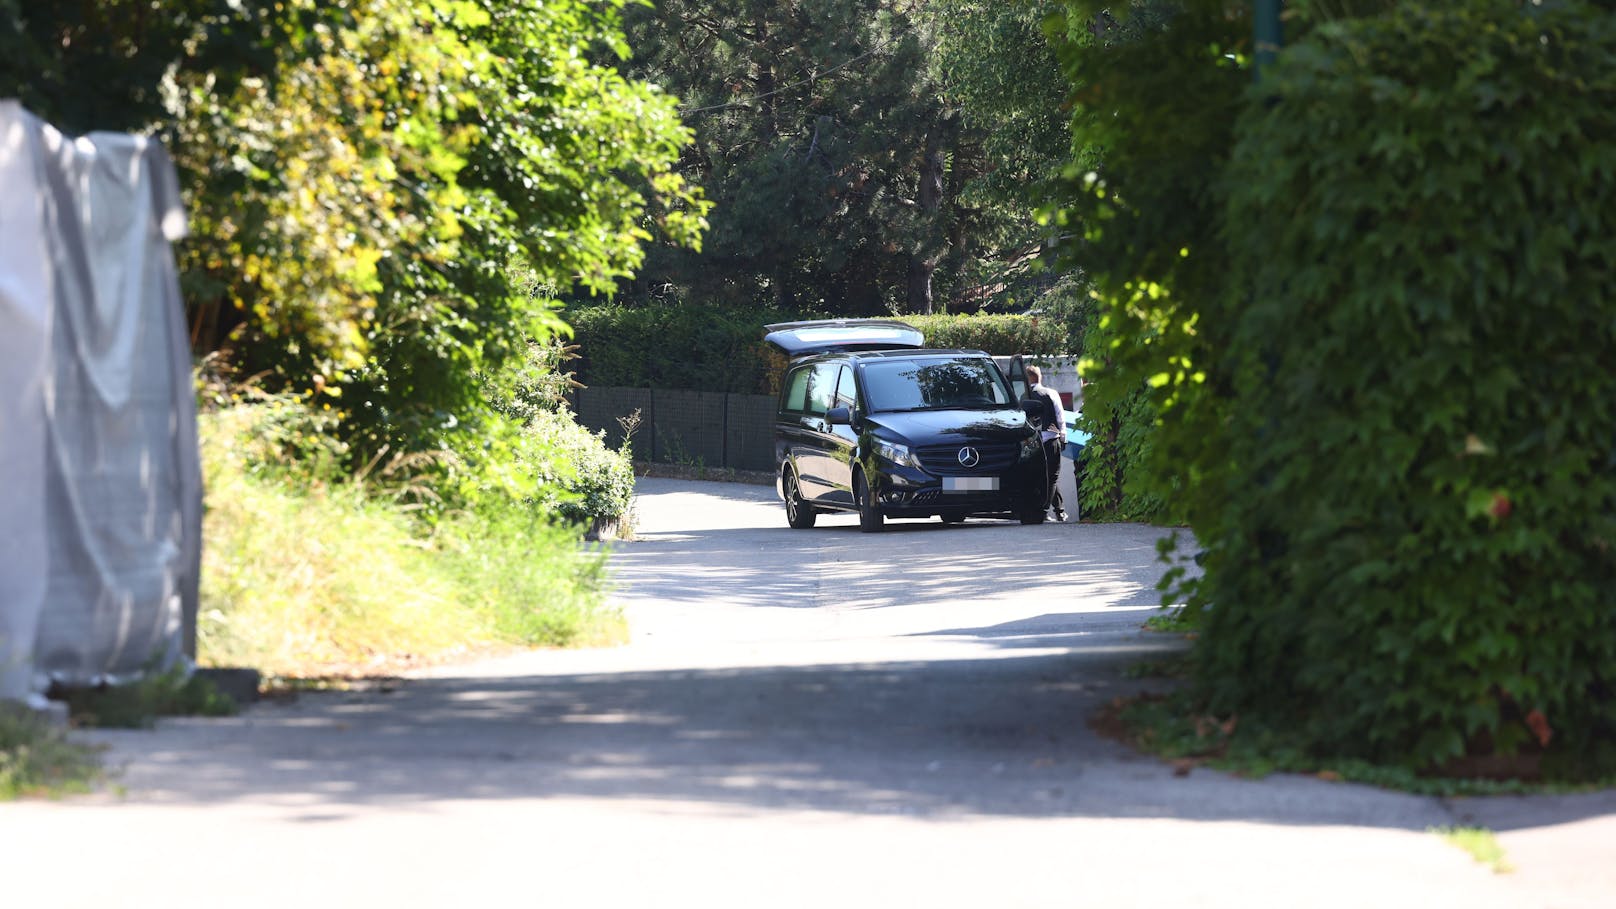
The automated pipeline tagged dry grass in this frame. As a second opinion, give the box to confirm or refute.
[198,405,624,678]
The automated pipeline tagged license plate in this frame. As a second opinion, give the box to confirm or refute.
[943,476,998,492]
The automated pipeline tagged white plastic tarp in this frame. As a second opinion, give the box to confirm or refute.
[0,100,200,704]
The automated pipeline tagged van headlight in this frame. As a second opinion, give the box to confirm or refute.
[874,439,920,469]
[1019,435,1042,462]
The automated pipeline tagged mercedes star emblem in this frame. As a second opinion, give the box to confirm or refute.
[957,446,981,469]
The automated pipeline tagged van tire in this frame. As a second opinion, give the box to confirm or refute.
[783,468,817,529]
[854,471,884,533]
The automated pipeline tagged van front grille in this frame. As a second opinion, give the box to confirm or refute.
[915,442,1019,476]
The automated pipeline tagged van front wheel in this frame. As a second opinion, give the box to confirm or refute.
[784,469,817,529]
[854,471,884,533]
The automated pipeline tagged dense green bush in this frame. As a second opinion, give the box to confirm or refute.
[904,313,1072,357]
[566,304,1072,393]
[521,410,637,527]
[1190,1,1616,776]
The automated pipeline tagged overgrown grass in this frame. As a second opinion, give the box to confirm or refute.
[1431,826,1513,874]
[198,403,625,678]
[0,704,101,800]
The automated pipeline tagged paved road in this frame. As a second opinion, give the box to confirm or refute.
[3,478,1613,907]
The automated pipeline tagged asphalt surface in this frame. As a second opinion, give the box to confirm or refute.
[3,477,1613,907]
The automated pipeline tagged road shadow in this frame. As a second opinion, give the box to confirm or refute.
[88,477,1610,839]
[90,633,1613,836]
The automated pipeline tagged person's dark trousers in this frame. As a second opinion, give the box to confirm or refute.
[1043,439,1064,518]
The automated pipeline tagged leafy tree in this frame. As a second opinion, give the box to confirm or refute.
[619,0,923,313]
[169,0,708,464]
[0,0,275,135]
[4,0,708,473]
[931,0,1078,312]
[616,0,1072,316]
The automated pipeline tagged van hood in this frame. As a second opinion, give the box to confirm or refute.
[866,407,1032,444]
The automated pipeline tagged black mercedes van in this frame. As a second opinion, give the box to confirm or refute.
[767,319,1048,532]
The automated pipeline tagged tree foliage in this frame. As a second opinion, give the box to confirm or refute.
[617,0,1072,315]
[170,0,708,462]
[0,0,275,135]
[4,0,709,470]
[1051,0,1616,774]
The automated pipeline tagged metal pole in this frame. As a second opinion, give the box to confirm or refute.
[1255,0,1282,81]
[649,387,658,463]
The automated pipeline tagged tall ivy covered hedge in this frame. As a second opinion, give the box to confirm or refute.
[565,305,1071,393]
[1193,2,1616,775]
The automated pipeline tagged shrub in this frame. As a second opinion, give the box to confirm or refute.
[566,304,810,394]
[54,668,237,729]
[520,409,637,527]
[481,337,580,426]
[903,312,1070,357]
[1193,1,1616,776]
[566,303,1072,393]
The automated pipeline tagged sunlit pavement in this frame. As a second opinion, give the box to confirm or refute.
[3,477,1613,908]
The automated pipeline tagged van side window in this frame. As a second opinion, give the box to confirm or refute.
[834,365,856,411]
[806,362,839,416]
[782,366,811,413]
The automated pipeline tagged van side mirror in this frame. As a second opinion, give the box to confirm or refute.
[826,405,853,426]
[1019,399,1043,421]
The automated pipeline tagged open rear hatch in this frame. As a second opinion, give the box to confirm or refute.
[763,319,924,357]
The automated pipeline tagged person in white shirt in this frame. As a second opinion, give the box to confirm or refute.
[1024,365,1067,522]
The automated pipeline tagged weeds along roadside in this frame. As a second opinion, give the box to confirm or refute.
[196,392,630,679]
[4,367,631,800]
[0,704,102,800]
[1116,607,1616,797]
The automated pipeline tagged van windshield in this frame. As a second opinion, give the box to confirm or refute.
[860,358,1014,412]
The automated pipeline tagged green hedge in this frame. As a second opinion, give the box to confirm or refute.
[1196,1,1616,776]
[902,313,1070,359]
[564,304,1072,393]
[1072,296,1174,524]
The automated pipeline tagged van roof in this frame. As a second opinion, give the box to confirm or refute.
[763,319,924,357]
